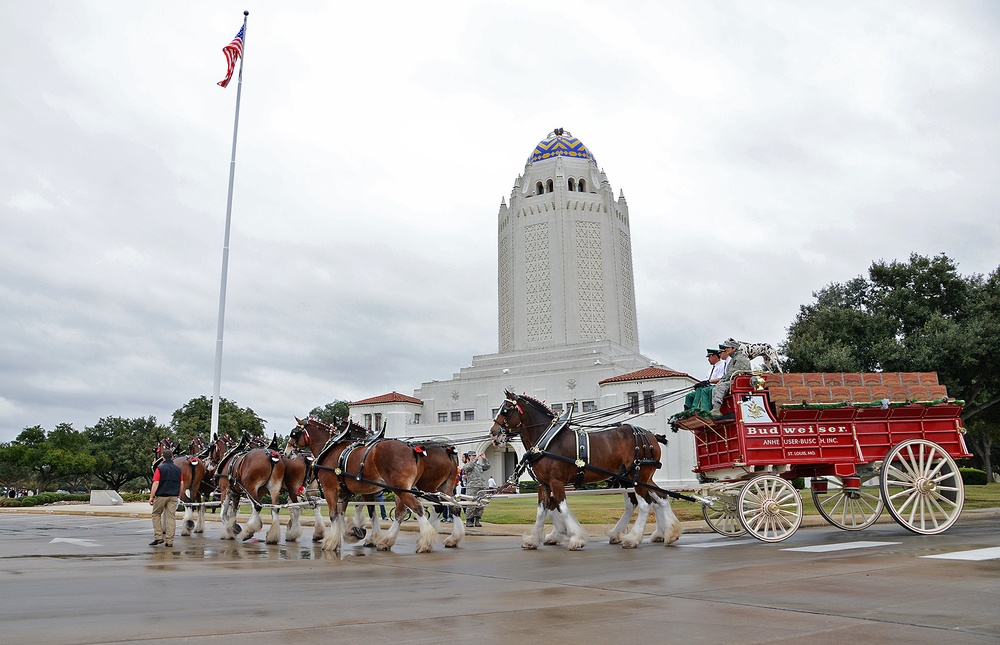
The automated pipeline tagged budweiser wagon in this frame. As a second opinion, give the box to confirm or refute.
[672,371,971,542]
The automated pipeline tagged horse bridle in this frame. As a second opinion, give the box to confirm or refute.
[490,397,525,446]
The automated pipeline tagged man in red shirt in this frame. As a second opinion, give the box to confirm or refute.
[149,450,185,547]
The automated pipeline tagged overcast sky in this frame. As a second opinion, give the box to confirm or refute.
[2,1,998,443]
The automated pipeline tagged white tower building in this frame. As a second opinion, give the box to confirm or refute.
[498,128,639,355]
[351,129,698,488]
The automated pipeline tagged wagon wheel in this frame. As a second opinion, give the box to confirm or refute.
[737,475,803,542]
[701,484,746,537]
[388,506,413,523]
[811,475,883,531]
[879,439,964,535]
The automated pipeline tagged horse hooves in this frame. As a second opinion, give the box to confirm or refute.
[520,543,538,550]
[651,536,665,543]
[312,536,323,543]
[185,520,195,530]
[350,526,366,540]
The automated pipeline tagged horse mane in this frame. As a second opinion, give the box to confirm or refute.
[516,392,555,418]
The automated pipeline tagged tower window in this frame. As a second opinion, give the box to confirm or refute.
[546,179,554,193]
[568,178,576,191]
[579,179,587,192]
[536,181,543,195]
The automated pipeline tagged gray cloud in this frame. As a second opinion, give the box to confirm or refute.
[2,1,998,441]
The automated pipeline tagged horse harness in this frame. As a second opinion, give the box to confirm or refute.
[519,411,662,489]
[311,434,448,503]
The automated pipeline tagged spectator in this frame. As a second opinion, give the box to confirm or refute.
[460,452,491,527]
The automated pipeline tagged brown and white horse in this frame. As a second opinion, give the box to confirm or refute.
[176,435,219,536]
[215,433,287,544]
[288,417,443,553]
[489,390,681,550]
[278,437,328,544]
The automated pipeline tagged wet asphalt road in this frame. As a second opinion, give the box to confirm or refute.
[1,513,999,644]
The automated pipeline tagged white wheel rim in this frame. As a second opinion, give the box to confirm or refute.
[738,476,802,542]
[702,489,746,537]
[881,439,964,535]
[811,475,884,530]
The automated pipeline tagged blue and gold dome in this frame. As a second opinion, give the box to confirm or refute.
[528,128,596,164]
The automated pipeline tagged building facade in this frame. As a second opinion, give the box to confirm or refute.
[351,129,699,489]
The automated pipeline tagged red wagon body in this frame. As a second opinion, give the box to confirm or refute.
[674,372,970,542]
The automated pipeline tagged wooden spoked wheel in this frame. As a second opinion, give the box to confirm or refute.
[811,474,884,531]
[880,439,964,535]
[701,484,747,537]
[737,475,803,542]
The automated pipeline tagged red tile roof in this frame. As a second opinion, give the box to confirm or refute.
[351,391,423,406]
[599,366,690,385]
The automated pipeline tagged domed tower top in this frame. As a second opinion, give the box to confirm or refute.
[527,128,596,165]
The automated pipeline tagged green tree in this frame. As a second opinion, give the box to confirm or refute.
[0,424,95,492]
[170,396,266,443]
[85,416,168,491]
[782,254,1000,477]
[309,400,351,424]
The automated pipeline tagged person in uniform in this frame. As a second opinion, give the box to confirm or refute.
[711,340,751,419]
[684,348,728,411]
[460,452,491,527]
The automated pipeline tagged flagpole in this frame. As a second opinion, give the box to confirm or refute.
[210,10,249,440]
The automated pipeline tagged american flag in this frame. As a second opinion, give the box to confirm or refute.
[217,25,245,88]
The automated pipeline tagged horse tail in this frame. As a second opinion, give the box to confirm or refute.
[653,433,669,446]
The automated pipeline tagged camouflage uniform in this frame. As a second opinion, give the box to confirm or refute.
[461,455,491,526]
[711,348,751,415]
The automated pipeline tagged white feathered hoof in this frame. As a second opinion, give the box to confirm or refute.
[621,536,641,549]
[666,523,682,545]
[568,537,587,551]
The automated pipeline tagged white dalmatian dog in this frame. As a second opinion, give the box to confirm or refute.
[726,338,783,372]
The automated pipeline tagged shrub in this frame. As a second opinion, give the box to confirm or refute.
[960,468,988,486]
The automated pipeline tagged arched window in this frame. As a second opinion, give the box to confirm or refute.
[546,179,554,193]
[578,178,586,192]
[568,178,576,191]
[536,181,544,195]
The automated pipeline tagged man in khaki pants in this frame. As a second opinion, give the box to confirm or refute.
[149,450,184,547]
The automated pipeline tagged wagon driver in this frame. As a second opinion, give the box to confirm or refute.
[710,339,751,419]
[684,348,728,411]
